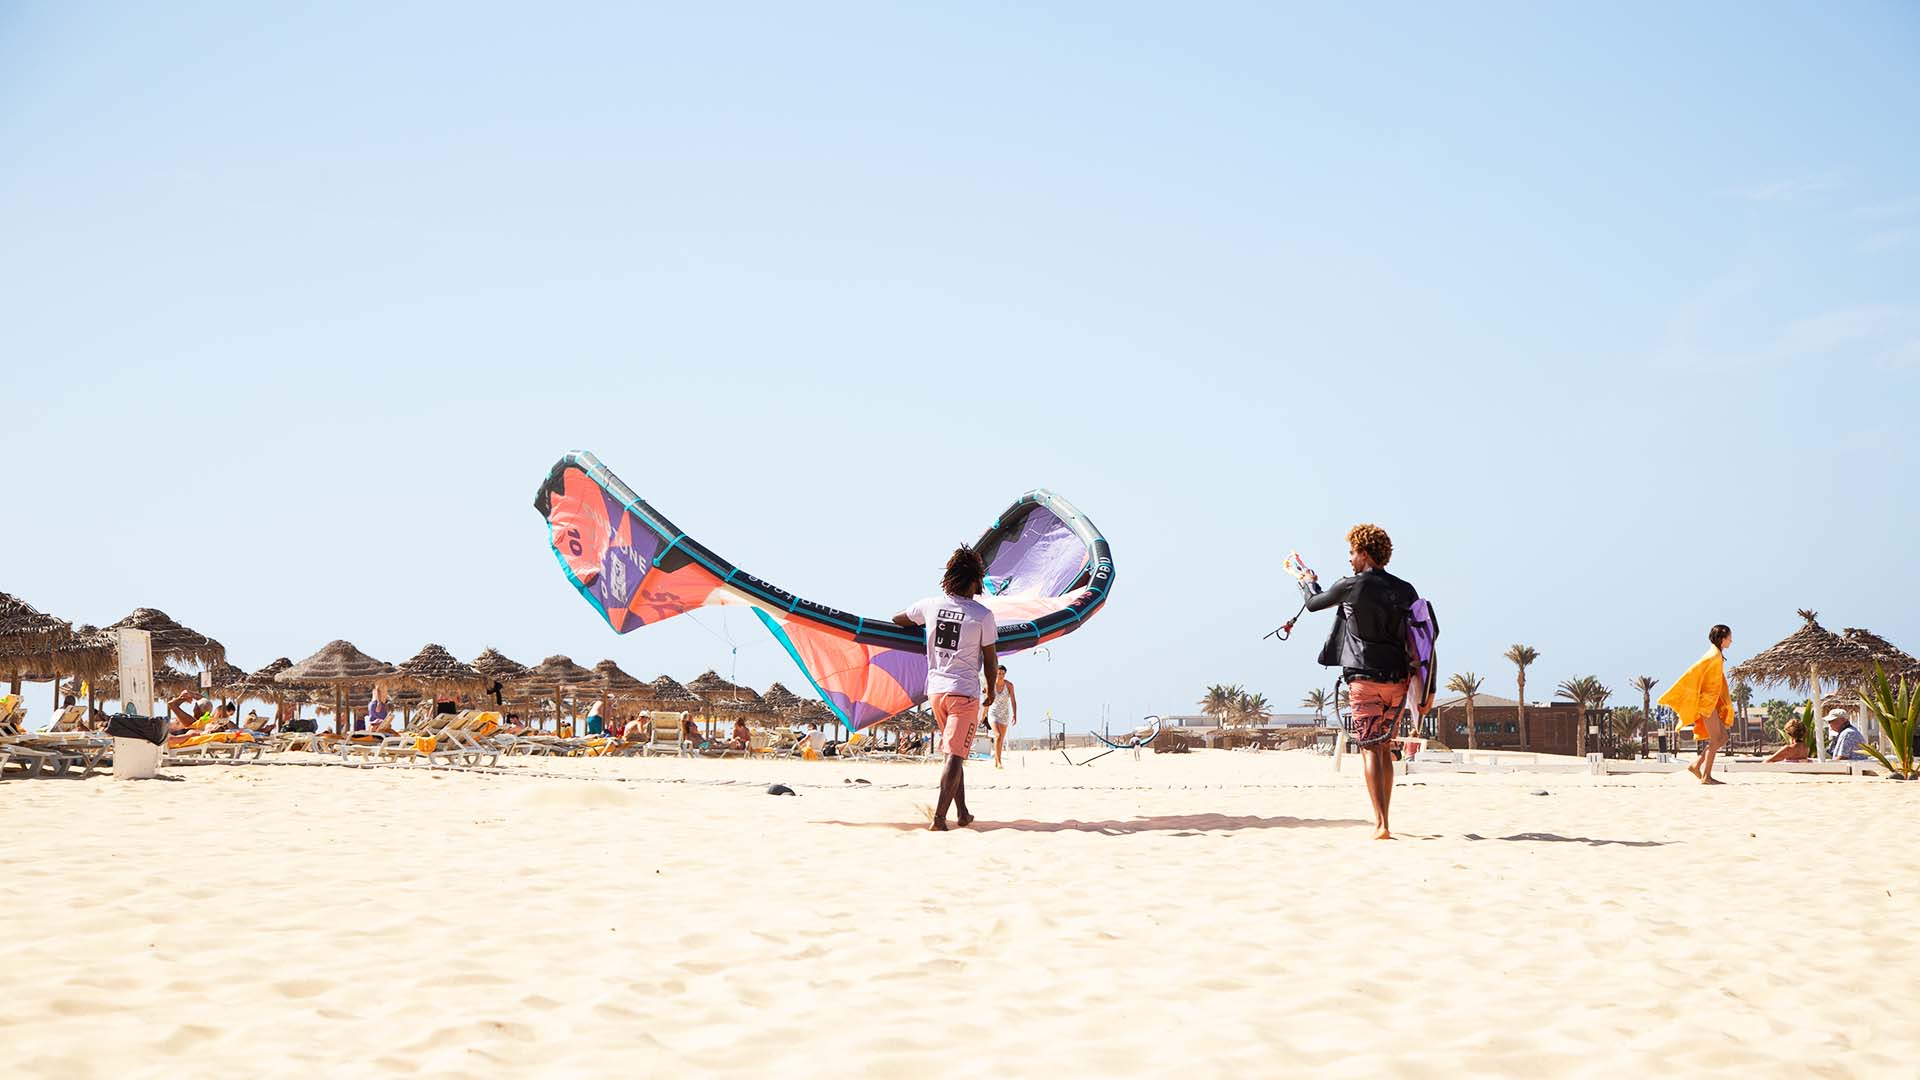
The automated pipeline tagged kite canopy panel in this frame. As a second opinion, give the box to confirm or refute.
[534,451,1115,730]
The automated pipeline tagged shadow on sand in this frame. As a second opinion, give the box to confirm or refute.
[1463,831,1671,848]
[821,813,1371,835]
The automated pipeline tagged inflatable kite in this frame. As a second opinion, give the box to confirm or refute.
[534,451,1115,730]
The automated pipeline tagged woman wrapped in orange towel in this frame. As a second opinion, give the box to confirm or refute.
[1659,624,1735,784]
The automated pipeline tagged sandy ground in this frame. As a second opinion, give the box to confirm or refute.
[4,748,1916,1079]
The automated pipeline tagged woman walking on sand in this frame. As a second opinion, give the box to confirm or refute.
[1659,624,1735,784]
[989,665,1017,768]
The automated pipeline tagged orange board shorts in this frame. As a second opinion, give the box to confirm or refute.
[933,693,981,759]
[1347,679,1408,747]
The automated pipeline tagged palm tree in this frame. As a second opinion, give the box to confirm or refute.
[1732,679,1754,738]
[1630,676,1659,757]
[1301,688,1332,721]
[1609,705,1646,747]
[1445,672,1484,750]
[1504,645,1540,749]
[1241,692,1272,726]
[1199,684,1240,727]
[1557,675,1611,756]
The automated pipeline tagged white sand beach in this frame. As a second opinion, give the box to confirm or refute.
[5,750,1916,1079]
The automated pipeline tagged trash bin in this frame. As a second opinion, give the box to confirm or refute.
[109,714,167,780]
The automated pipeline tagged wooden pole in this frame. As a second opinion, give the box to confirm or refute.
[1810,663,1825,760]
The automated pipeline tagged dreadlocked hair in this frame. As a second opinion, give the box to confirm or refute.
[942,546,987,597]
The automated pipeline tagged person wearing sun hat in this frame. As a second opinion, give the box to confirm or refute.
[1825,708,1867,761]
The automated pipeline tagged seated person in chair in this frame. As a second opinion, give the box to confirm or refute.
[1765,718,1811,763]
[1826,709,1868,761]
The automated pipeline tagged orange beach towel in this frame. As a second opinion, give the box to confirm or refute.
[1658,648,1733,737]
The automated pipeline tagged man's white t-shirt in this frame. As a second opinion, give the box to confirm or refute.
[897,594,998,699]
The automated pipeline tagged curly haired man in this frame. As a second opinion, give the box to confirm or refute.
[1303,524,1420,839]
[893,546,1000,831]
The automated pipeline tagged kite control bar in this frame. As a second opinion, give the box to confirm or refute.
[1264,550,1317,641]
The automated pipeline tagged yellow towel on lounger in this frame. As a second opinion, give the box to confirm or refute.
[415,736,437,754]
[1658,648,1733,737]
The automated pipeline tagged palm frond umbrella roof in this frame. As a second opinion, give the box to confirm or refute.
[227,658,303,703]
[154,664,200,693]
[1731,610,1875,689]
[203,660,249,694]
[795,699,841,726]
[28,623,118,682]
[689,670,771,716]
[520,655,597,694]
[593,659,652,700]
[107,608,225,667]
[392,644,488,695]
[276,640,394,687]
[0,592,73,671]
[470,647,530,683]
[760,682,805,714]
[686,670,741,699]
[1840,628,1920,680]
[647,675,697,706]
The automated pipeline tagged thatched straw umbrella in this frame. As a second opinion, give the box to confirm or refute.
[392,644,487,722]
[203,660,248,697]
[225,658,311,725]
[795,698,841,729]
[0,592,73,699]
[520,655,597,732]
[1840,628,1920,681]
[277,640,394,733]
[107,608,225,668]
[1731,610,1877,760]
[761,681,805,717]
[593,658,653,718]
[646,676,697,726]
[35,624,117,716]
[470,648,529,713]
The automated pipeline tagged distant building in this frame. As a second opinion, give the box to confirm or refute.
[1428,694,1586,755]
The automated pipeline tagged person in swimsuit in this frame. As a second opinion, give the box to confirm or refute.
[893,546,1000,831]
[1302,524,1420,840]
[1766,718,1811,763]
[988,665,1017,768]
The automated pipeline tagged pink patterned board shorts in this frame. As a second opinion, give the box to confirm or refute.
[934,693,981,759]
[1347,680,1408,747]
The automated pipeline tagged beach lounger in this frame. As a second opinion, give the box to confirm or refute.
[166,731,265,764]
[645,719,689,757]
[0,701,110,776]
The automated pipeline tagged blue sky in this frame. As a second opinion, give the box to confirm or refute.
[3,3,1916,724]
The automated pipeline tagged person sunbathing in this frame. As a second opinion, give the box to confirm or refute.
[680,717,707,750]
[501,713,533,737]
[1765,719,1811,763]
[726,718,751,753]
[243,709,276,736]
[167,692,233,734]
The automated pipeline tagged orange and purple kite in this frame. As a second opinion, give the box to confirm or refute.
[534,451,1115,731]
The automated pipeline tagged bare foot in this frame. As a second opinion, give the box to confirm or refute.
[1374,827,1394,840]
[957,812,975,828]
[929,821,949,831]
[1701,777,1725,786]
[1687,760,1702,779]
